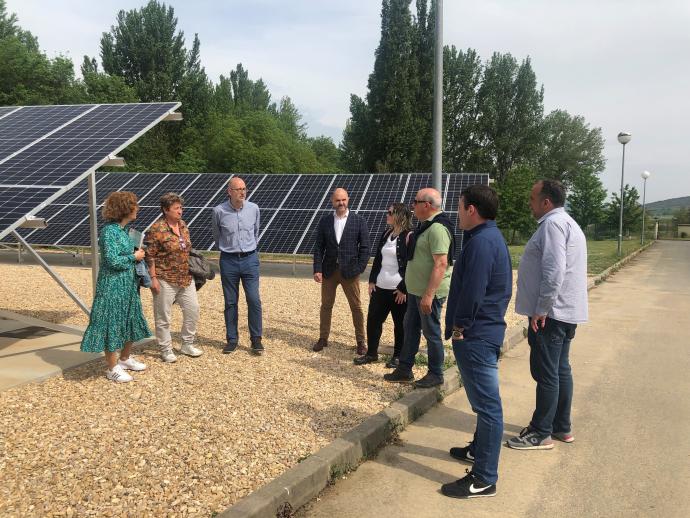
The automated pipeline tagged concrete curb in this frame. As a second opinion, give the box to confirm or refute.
[587,240,655,290]
[220,369,461,518]
[220,241,657,517]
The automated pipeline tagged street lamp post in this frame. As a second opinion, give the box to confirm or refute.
[640,170,651,245]
[617,132,632,255]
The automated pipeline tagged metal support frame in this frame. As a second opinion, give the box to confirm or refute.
[12,230,90,316]
[87,171,99,293]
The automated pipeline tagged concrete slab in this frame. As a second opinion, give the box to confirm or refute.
[0,311,98,391]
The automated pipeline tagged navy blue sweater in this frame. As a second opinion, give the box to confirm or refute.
[444,221,513,346]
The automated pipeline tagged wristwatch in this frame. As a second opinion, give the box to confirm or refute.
[452,327,464,340]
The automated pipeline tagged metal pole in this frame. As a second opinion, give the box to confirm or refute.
[87,171,99,295]
[641,177,647,245]
[617,144,626,255]
[12,231,90,315]
[431,0,443,193]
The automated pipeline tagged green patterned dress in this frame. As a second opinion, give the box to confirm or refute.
[81,222,151,353]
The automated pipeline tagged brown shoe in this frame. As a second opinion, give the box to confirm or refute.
[356,341,366,356]
[313,338,328,352]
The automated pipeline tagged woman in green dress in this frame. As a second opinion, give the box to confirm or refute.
[81,191,152,383]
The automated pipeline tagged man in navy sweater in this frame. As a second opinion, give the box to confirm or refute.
[441,184,512,499]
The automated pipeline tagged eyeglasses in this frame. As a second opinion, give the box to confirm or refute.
[412,199,429,205]
[230,187,247,192]
[387,209,394,215]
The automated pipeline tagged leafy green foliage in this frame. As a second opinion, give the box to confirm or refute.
[539,110,606,188]
[606,184,642,235]
[495,165,538,244]
[567,171,608,231]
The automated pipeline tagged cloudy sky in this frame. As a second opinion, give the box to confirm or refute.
[6,0,689,203]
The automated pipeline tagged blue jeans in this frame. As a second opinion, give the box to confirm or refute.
[528,317,576,437]
[399,294,445,377]
[453,338,503,485]
[220,251,263,343]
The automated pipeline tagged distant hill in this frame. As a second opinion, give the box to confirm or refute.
[646,196,690,214]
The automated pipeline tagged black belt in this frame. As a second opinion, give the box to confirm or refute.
[223,249,256,258]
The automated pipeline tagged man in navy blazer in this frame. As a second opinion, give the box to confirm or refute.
[313,188,370,353]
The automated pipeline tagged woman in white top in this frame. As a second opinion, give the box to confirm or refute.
[355,203,413,368]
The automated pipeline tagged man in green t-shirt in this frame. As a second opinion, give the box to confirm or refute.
[384,188,454,388]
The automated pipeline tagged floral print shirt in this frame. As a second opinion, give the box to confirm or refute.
[144,218,192,287]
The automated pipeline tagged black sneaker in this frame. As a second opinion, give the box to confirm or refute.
[251,338,264,355]
[354,355,378,365]
[449,444,475,464]
[441,470,496,499]
[223,342,238,354]
[414,372,444,389]
[385,356,400,369]
[383,368,414,384]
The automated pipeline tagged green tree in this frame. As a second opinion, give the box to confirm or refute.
[539,109,606,188]
[606,184,642,235]
[495,165,538,244]
[0,1,84,105]
[474,54,544,182]
[308,136,343,172]
[80,57,138,103]
[443,46,482,173]
[567,171,607,232]
[272,96,307,140]
[357,0,419,172]
[227,63,272,113]
[100,1,187,102]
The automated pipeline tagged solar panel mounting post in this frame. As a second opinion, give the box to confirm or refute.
[11,230,90,316]
[88,171,99,293]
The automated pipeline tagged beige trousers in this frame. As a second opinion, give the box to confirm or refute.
[152,279,200,352]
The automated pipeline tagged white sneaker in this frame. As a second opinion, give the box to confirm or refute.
[161,350,177,363]
[180,343,203,357]
[118,356,147,371]
[106,365,133,383]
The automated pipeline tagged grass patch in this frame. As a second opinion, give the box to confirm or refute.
[508,239,644,275]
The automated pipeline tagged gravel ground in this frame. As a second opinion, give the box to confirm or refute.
[0,263,523,517]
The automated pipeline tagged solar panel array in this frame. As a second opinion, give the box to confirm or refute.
[0,102,180,241]
[12,172,489,256]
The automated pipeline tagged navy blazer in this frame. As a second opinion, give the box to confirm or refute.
[313,212,370,279]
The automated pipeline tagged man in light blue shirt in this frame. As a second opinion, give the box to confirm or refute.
[212,177,263,355]
[507,179,588,450]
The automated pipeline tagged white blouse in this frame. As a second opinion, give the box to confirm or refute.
[375,234,402,290]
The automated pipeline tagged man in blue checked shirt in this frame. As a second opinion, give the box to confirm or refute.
[441,184,512,500]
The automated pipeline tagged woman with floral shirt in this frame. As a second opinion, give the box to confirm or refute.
[145,193,202,363]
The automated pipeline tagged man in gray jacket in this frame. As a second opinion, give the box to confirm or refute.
[507,179,588,450]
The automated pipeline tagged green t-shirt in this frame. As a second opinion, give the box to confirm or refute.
[404,212,453,298]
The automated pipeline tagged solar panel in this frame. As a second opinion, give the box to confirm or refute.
[0,106,19,119]
[15,171,489,255]
[259,209,315,254]
[281,175,334,209]
[248,174,298,208]
[0,105,96,161]
[358,174,408,210]
[0,102,180,242]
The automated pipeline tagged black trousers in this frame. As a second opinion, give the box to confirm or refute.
[366,287,407,358]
